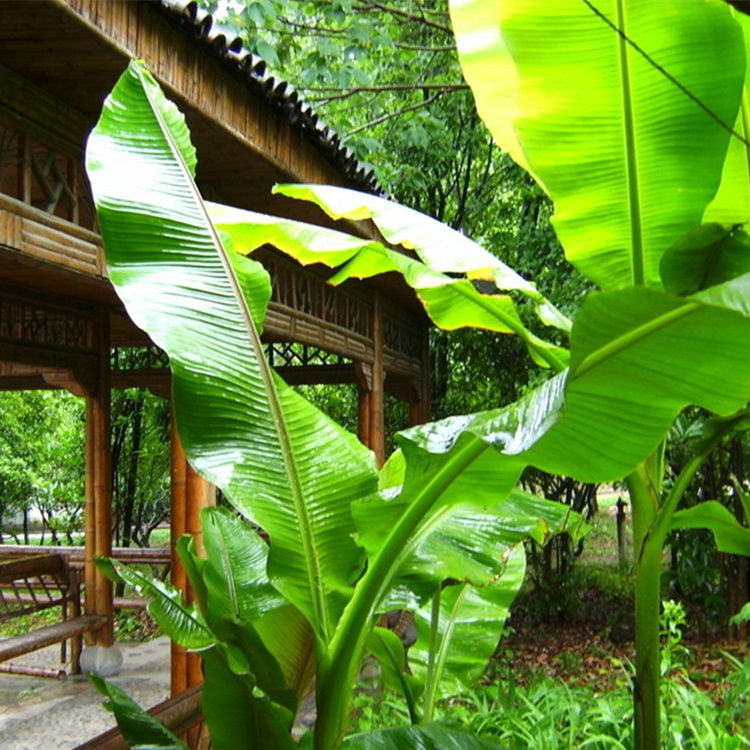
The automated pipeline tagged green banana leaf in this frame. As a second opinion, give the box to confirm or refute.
[96,557,214,651]
[176,512,316,699]
[87,59,750,750]
[704,9,750,224]
[253,604,317,699]
[211,616,298,713]
[450,0,746,290]
[365,627,422,721]
[208,197,568,370]
[86,60,379,642]
[199,507,285,624]
[409,546,526,700]
[338,277,750,665]
[342,725,509,749]
[670,501,750,555]
[91,675,188,750]
[175,535,209,615]
[354,481,578,607]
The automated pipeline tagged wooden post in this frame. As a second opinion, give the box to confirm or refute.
[170,417,214,695]
[408,330,431,427]
[355,361,372,449]
[19,134,31,205]
[616,497,628,570]
[370,293,385,467]
[84,311,113,646]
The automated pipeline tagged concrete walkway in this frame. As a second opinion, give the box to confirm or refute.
[0,637,170,749]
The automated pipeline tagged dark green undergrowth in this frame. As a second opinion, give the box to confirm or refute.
[350,655,750,750]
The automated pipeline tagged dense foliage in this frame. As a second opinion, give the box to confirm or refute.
[0,390,84,543]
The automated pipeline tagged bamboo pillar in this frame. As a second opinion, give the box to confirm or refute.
[355,362,372,449]
[370,293,385,467]
[84,311,113,645]
[170,418,214,695]
[408,330,431,427]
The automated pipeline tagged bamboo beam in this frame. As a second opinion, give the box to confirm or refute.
[186,461,213,688]
[275,363,360,386]
[358,388,371,448]
[0,615,105,662]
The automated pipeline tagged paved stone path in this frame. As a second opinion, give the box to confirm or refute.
[0,637,170,749]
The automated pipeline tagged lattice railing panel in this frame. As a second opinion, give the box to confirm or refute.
[264,254,372,339]
[265,341,349,368]
[0,124,96,231]
[111,346,170,371]
[383,316,424,361]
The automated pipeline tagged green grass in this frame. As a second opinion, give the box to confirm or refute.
[0,607,61,637]
[348,658,750,750]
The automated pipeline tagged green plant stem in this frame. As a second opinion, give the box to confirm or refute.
[627,463,661,750]
[314,437,490,750]
[422,587,442,723]
[627,421,735,750]
[423,583,470,723]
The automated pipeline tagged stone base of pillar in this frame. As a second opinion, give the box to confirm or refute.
[80,644,123,677]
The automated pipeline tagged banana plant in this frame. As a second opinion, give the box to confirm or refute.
[85,2,750,746]
[87,62,580,750]
[208,2,750,748]
[446,1,750,748]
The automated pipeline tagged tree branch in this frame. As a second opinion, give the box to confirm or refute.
[303,82,469,102]
[344,93,445,136]
[352,1,454,34]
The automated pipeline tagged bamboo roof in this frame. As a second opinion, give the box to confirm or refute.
[0,0,427,354]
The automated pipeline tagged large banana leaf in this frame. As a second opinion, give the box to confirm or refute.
[96,557,215,651]
[208,196,569,370]
[179,507,315,699]
[659,224,750,296]
[450,0,746,290]
[670,501,750,555]
[199,507,285,624]
[202,646,297,750]
[86,61,379,641]
[397,280,750,486]
[704,10,750,224]
[354,477,578,607]
[328,276,750,686]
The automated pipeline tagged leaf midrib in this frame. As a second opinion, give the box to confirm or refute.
[615,0,645,286]
[136,65,329,639]
[572,300,701,379]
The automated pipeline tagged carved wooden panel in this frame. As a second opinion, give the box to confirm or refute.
[0,295,94,352]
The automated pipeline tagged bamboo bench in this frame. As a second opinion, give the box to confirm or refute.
[0,554,106,673]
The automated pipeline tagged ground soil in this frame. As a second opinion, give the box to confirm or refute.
[491,493,750,700]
